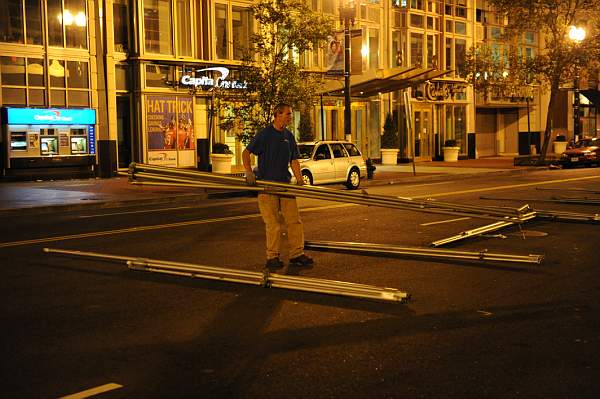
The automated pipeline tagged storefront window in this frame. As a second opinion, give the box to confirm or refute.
[64,0,87,49]
[50,89,66,106]
[232,6,253,61]
[68,90,89,106]
[48,0,63,46]
[146,64,173,87]
[369,29,379,70]
[115,65,130,91]
[455,21,466,35]
[25,0,42,45]
[410,33,423,68]
[176,0,192,56]
[67,61,89,88]
[455,39,466,77]
[49,59,66,87]
[144,0,173,55]
[215,3,228,59]
[114,0,129,52]
[0,0,24,43]
[1,56,26,86]
[27,58,44,86]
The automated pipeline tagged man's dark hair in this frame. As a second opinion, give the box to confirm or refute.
[274,103,292,117]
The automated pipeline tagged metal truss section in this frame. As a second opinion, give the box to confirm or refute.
[43,248,409,303]
[305,240,543,265]
[430,221,518,247]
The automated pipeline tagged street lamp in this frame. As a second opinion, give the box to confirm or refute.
[568,25,586,142]
[340,2,356,142]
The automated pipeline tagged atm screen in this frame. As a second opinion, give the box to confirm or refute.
[41,136,58,155]
[10,132,27,151]
[71,137,87,154]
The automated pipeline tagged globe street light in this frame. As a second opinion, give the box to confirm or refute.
[568,25,586,142]
[340,2,356,142]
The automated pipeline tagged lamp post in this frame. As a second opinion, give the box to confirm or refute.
[568,25,586,142]
[340,2,356,142]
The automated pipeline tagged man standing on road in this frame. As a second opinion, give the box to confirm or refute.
[242,103,314,271]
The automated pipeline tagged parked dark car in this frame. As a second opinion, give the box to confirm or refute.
[560,137,600,168]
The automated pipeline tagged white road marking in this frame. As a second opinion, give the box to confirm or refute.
[78,206,194,218]
[420,217,471,226]
[59,383,123,399]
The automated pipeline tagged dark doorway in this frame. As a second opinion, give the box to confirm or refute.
[117,96,132,168]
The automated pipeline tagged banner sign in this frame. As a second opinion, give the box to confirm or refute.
[6,108,96,125]
[145,95,195,166]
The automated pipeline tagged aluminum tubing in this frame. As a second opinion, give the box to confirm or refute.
[304,240,543,265]
[429,221,517,247]
[130,164,528,222]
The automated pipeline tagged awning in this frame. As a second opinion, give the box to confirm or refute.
[581,89,600,110]
[320,66,452,98]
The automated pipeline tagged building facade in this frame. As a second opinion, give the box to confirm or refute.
[1,0,597,179]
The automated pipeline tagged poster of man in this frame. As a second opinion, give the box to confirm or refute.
[326,33,344,76]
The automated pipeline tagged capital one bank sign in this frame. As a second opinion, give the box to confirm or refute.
[180,67,248,90]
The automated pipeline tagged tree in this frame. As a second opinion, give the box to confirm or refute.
[298,112,315,142]
[381,113,399,149]
[464,0,600,160]
[220,0,334,144]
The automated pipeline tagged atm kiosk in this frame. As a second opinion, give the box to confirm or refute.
[1,107,97,178]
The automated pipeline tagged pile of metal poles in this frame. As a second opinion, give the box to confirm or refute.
[44,248,409,303]
[126,163,536,224]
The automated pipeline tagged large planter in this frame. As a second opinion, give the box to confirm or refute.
[210,153,233,174]
[381,149,399,165]
[442,146,460,162]
[553,141,568,155]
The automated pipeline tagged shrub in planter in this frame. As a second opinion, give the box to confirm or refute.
[381,114,399,149]
[443,139,458,148]
[212,142,233,154]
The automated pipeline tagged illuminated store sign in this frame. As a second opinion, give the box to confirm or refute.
[180,67,248,90]
[6,108,97,125]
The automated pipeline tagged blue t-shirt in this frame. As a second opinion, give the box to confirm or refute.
[246,124,300,183]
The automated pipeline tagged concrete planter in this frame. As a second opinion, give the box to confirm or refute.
[210,153,233,174]
[553,141,568,155]
[443,147,460,162]
[381,149,399,165]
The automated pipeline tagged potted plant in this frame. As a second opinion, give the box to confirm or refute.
[442,139,460,162]
[210,142,234,174]
[380,113,399,165]
[553,134,568,155]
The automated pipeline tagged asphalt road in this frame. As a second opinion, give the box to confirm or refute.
[2,168,600,398]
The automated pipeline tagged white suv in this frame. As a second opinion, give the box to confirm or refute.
[295,141,367,189]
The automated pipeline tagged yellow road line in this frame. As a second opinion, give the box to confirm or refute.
[420,217,471,226]
[1,175,597,249]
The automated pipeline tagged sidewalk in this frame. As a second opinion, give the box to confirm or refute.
[0,157,537,216]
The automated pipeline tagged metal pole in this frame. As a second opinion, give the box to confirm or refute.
[305,240,543,265]
[43,248,410,303]
[526,96,532,155]
[343,13,352,142]
[573,71,581,142]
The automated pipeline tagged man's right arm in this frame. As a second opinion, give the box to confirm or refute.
[242,149,256,185]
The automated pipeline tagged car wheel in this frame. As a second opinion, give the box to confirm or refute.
[345,168,360,190]
[302,171,313,186]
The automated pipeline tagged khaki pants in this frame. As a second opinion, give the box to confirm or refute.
[257,193,304,259]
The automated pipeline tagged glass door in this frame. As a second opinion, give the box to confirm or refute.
[413,106,432,160]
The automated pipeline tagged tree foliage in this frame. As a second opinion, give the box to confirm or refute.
[464,0,600,160]
[220,0,334,144]
[298,112,315,142]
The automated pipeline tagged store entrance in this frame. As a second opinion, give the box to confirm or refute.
[117,96,132,168]
[413,107,433,161]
